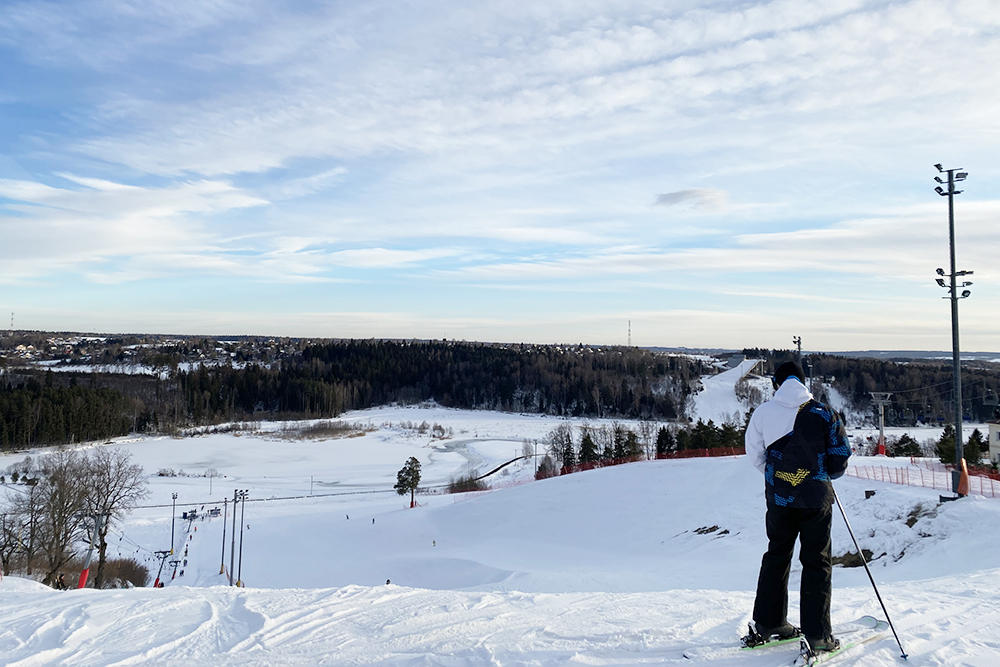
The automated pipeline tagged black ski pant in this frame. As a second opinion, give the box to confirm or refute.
[753,503,833,639]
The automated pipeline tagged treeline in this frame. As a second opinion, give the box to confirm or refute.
[0,378,138,449]
[538,419,746,479]
[1,341,705,450]
[173,340,702,423]
[7,338,1000,451]
[744,349,1000,425]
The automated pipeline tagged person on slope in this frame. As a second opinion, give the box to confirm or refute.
[745,361,851,653]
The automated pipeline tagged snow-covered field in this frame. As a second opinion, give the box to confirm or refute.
[2,403,999,666]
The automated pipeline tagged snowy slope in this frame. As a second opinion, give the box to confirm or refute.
[689,359,767,426]
[2,406,1000,666]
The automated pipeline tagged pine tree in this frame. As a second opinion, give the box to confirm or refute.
[394,457,422,508]
[676,428,691,451]
[612,424,627,459]
[936,425,956,464]
[655,426,675,456]
[966,429,985,466]
[624,430,641,458]
[892,433,922,457]
[579,432,599,464]
[561,437,576,468]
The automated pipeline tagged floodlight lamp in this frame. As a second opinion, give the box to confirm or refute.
[934,163,943,171]
[935,186,946,195]
[937,267,945,275]
[935,176,944,183]
[954,189,963,195]
[936,278,947,287]
[956,270,974,276]
[961,290,971,298]
[956,172,968,180]
[962,281,973,287]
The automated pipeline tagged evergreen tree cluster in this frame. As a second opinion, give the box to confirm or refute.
[7,336,1000,453]
[935,425,991,468]
[157,340,704,431]
[548,419,746,477]
[0,378,137,449]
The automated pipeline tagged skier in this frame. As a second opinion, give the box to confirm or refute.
[745,361,851,653]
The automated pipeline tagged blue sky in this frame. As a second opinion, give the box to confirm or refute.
[1,0,999,351]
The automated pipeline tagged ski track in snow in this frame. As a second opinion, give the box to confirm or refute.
[4,577,999,666]
[3,403,1000,666]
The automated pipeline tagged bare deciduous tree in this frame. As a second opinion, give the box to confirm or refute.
[82,448,149,588]
[34,450,89,585]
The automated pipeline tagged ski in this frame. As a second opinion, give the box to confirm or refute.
[742,615,883,651]
[795,618,890,666]
[741,633,803,651]
[683,616,885,661]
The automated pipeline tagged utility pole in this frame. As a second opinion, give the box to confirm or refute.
[170,493,178,554]
[628,320,631,347]
[229,489,238,585]
[237,490,248,586]
[220,498,228,576]
[870,393,892,456]
[792,336,802,364]
[933,164,972,492]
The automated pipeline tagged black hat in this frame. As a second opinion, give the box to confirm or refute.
[774,361,805,387]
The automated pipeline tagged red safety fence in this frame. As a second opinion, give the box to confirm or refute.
[845,464,1000,498]
[657,447,744,460]
[908,457,1000,481]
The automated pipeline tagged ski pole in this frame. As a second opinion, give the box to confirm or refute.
[833,487,908,660]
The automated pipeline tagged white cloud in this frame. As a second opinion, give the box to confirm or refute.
[3,1,1000,348]
[445,199,1000,283]
[267,167,348,200]
[0,176,269,281]
[30,0,991,179]
[327,247,462,269]
[655,188,728,212]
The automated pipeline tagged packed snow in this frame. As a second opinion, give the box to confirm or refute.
[2,402,999,666]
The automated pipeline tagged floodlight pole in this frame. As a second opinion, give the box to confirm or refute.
[229,489,238,585]
[220,498,228,575]
[170,493,178,554]
[237,490,248,586]
[934,164,971,492]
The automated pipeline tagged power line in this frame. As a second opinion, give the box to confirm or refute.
[132,487,398,510]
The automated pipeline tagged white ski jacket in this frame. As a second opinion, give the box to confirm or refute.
[745,377,813,474]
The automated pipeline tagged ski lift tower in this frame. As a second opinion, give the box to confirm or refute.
[870,393,892,456]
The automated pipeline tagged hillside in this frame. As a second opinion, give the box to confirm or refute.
[2,406,999,665]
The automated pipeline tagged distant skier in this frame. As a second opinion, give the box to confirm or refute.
[745,361,851,653]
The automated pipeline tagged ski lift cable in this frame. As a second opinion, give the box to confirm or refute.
[110,528,155,555]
